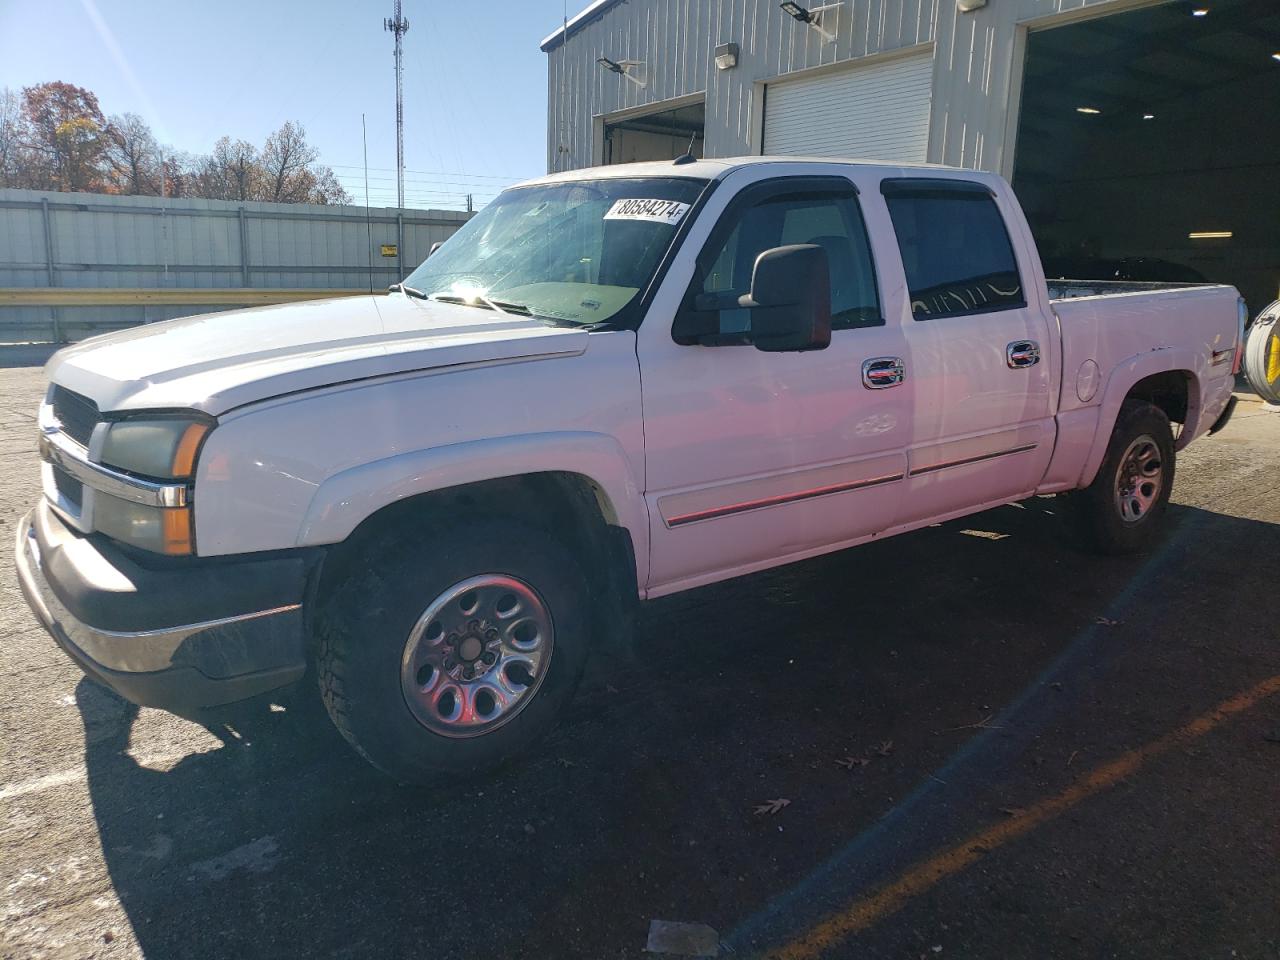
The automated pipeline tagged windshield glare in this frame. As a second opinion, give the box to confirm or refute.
[403,177,707,326]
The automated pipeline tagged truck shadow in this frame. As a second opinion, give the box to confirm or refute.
[76,499,1279,959]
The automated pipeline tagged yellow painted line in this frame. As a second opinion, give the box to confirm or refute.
[771,672,1280,960]
[0,288,377,307]
[1266,330,1280,385]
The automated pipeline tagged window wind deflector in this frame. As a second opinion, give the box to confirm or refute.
[879,178,994,200]
[756,178,860,198]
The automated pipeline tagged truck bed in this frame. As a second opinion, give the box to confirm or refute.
[1049,280,1240,454]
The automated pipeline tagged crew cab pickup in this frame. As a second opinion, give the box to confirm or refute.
[16,157,1246,781]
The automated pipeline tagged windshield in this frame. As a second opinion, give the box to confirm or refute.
[402,177,707,326]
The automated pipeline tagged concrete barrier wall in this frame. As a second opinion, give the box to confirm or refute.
[0,188,474,343]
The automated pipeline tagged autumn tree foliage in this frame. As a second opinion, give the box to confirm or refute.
[14,82,110,192]
[0,82,350,204]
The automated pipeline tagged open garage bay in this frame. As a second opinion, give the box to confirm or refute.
[1013,0,1280,315]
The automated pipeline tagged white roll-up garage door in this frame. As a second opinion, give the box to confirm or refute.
[763,51,934,162]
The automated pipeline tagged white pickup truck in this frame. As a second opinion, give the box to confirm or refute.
[17,157,1245,781]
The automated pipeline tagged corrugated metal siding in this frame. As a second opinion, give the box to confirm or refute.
[762,49,934,161]
[545,0,1147,174]
[547,0,939,170]
[0,188,472,341]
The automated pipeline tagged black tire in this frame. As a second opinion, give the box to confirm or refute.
[1067,400,1176,555]
[1242,300,1280,405]
[316,514,591,783]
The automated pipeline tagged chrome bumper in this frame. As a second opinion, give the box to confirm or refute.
[15,506,310,712]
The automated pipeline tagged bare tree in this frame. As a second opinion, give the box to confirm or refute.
[104,112,161,194]
[196,136,259,201]
[309,165,351,205]
[0,88,22,187]
[260,121,319,202]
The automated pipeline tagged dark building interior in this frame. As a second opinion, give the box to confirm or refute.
[603,101,705,164]
[1013,0,1280,314]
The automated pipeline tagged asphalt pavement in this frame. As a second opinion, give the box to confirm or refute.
[2,362,1278,960]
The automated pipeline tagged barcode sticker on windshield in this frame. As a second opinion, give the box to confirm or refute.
[604,199,691,225]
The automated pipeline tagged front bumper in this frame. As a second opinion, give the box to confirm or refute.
[15,502,312,714]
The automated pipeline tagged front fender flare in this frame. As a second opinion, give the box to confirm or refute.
[296,431,649,586]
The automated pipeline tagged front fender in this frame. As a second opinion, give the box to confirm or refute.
[1077,348,1202,488]
[295,431,649,585]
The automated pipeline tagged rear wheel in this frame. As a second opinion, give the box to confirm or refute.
[1068,400,1175,555]
[316,514,591,782]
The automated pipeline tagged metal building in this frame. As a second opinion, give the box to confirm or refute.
[542,0,1280,313]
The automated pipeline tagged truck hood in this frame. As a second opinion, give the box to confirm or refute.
[45,294,589,416]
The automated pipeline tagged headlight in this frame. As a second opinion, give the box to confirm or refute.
[100,418,209,480]
[96,417,210,555]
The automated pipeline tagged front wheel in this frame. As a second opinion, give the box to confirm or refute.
[1067,400,1176,555]
[316,515,591,782]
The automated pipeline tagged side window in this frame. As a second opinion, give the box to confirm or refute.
[883,182,1025,320]
[690,189,882,333]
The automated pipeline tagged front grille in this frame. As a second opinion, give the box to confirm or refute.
[49,385,100,447]
[52,465,83,507]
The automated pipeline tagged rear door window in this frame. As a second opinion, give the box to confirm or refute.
[882,180,1025,320]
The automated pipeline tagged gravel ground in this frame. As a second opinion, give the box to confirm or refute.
[1,361,1278,960]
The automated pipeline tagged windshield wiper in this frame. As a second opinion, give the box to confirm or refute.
[389,282,429,300]
[425,293,584,327]
[428,293,532,317]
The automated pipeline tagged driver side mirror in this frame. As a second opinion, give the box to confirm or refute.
[678,244,833,350]
[427,240,444,258]
[743,244,832,352]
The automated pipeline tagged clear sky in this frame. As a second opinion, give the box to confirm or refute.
[0,0,574,210]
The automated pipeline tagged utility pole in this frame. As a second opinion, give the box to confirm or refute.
[384,0,409,215]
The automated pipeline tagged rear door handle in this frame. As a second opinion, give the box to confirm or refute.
[1007,340,1041,368]
[862,357,905,389]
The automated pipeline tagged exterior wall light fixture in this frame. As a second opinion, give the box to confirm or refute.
[596,57,648,88]
[779,2,842,43]
[715,42,739,70]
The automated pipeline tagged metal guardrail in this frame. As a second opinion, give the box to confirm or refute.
[0,288,376,307]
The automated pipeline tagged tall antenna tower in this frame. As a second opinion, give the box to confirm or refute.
[384,0,409,211]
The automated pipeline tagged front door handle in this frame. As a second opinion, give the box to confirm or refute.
[862,357,905,389]
[1007,340,1041,368]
